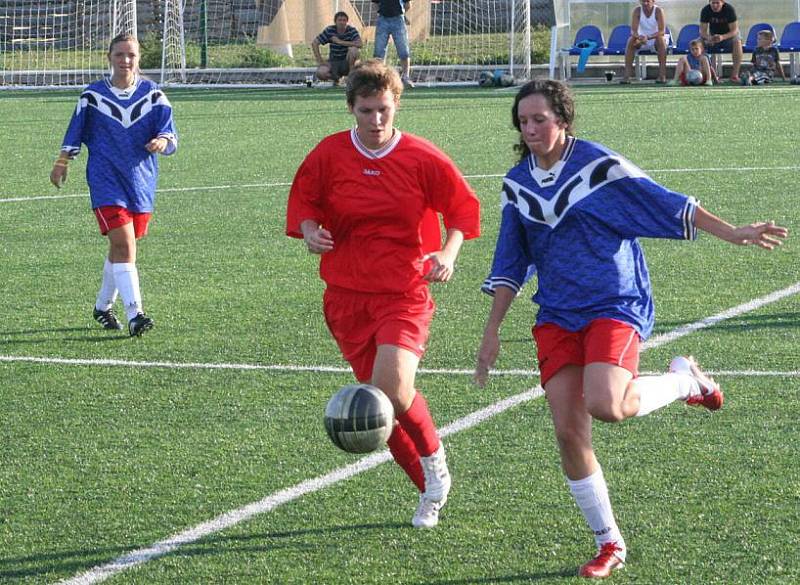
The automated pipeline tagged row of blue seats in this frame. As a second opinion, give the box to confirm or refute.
[566,21,800,57]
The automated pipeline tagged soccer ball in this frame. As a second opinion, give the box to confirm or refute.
[499,73,515,87]
[479,70,496,87]
[324,384,395,453]
[685,69,703,85]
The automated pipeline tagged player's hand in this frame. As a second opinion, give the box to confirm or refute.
[474,329,500,388]
[730,221,788,249]
[50,164,67,189]
[422,250,455,282]
[303,226,334,254]
[145,137,169,153]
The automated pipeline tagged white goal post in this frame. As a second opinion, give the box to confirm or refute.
[1,0,554,89]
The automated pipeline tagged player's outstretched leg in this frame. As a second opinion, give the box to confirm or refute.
[578,542,626,579]
[669,356,724,410]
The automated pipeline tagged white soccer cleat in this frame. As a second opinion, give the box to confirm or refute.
[669,356,724,411]
[420,444,451,503]
[412,493,445,529]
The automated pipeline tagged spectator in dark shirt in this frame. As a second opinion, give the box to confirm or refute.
[312,12,362,84]
[699,0,743,82]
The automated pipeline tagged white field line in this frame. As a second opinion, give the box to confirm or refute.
[4,165,800,204]
[55,281,799,585]
[0,355,798,379]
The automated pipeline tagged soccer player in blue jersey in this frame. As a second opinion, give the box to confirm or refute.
[50,33,177,337]
[474,80,787,579]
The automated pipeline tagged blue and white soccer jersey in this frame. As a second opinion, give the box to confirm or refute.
[61,76,177,212]
[482,137,697,339]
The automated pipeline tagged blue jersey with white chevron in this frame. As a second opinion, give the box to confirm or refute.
[482,137,697,339]
[61,77,177,212]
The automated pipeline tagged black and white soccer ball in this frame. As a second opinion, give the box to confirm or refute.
[324,384,394,453]
[498,73,515,87]
[479,70,496,87]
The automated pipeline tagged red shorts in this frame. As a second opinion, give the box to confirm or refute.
[94,206,152,238]
[532,318,640,386]
[323,286,435,382]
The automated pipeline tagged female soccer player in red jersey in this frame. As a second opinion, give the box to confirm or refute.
[475,79,787,578]
[286,59,481,528]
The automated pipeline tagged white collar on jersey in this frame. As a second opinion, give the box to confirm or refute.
[350,127,403,159]
[528,135,576,187]
[105,75,140,100]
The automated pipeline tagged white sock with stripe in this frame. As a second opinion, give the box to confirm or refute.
[567,467,626,557]
[95,258,118,311]
[112,262,143,321]
[634,373,698,417]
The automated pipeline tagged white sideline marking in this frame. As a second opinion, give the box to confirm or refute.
[55,281,799,584]
[0,355,798,379]
[4,166,800,204]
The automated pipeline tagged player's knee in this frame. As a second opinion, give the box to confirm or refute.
[553,425,589,453]
[584,396,625,423]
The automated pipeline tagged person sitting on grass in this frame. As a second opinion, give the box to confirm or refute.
[311,11,362,85]
[741,30,787,85]
[668,38,713,86]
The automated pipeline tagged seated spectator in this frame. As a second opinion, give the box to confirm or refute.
[312,12,362,84]
[741,30,787,84]
[668,38,713,86]
[699,0,743,82]
[622,0,669,84]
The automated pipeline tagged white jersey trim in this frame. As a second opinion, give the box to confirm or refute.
[350,128,403,159]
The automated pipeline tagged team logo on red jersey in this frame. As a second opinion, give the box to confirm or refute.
[362,168,381,176]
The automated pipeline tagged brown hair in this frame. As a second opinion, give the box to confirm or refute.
[689,38,706,49]
[108,33,139,54]
[345,59,403,107]
[511,79,575,161]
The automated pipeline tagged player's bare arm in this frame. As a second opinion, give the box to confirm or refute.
[300,219,334,254]
[474,286,515,388]
[694,206,788,249]
[50,153,69,188]
[422,228,464,282]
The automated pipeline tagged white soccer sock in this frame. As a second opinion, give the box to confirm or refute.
[634,373,698,417]
[112,262,143,320]
[95,258,118,311]
[567,468,625,556]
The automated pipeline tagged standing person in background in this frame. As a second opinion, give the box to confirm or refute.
[287,60,480,528]
[475,79,787,579]
[622,0,669,84]
[700,0,743,82]
[311,11,362,85]
[372,0,415,87]
[50,33,177,337]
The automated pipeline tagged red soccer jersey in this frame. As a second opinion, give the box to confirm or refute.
[287,129,480,293]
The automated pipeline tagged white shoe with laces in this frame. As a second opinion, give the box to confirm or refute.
[412,493,445,528]
[411,444,451,528]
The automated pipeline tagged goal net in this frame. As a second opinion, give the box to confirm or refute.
[1,0,555,88]
[1,0,137,87]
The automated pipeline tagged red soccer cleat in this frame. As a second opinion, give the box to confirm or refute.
[669,356,724,411]
[578,542,625,579]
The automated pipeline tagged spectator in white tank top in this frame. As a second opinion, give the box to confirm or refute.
[622,0,669,84]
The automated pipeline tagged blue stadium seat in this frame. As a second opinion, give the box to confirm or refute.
[743,22,776,52]
[778,21,800,77]
[567,25,606,55]
[673,23,700,55]
[559,25,606,79]
[604,25,631,56]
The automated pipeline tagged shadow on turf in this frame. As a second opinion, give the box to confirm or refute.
[0,326,129,344]
[410,569,577,584]
[0,522,406,580]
